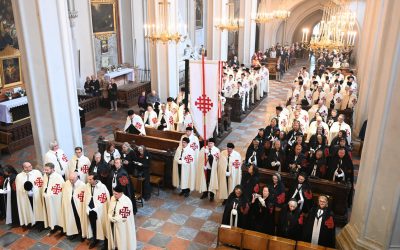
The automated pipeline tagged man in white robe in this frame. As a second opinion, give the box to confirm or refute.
[308,100,328,122]
[217,143,242,201]
[66,146,91,183]
[178,107,194,131]
[157,103,173,131]
[16,162,44,228]
[123,110,146,135]
[42,162,64,233]
[62,172,86,240]
[143,105,158,128]
[329,114,352,145]
[179,127,200,163]
[44,140,68,179]
[107,186,136,250]
[260,64,269,95]
[173,137,196,197]
[84,173,110,249]
[167,97,179,131]
[307,116,330,142]
[196,138,220,201]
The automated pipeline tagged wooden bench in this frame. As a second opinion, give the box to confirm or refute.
[130,176,144,207]
[0,131,12,155]
[257,168,351,226]
[242,230,269,250]
[296,241,327,250]
[268,236,296,250]
[149,160,165,196]
[114,131,180,151]
[216,226,244,249]
[144,127,185,141]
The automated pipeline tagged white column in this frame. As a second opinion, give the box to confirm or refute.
[238,0,257,65]
[148,0,179,102]
[337,1,400,249]
[12,0,83,166]
[206,0,228,61]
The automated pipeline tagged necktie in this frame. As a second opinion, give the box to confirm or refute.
[3,177,9,190]
[112,199,119,217]
[208,152,214,167]
[45,175,50,193]
[75,159,79,172]
[55,152,63,170]
[226,154,230,172]
[89,185,95,209]
[131,118,133,125]
[112,172,117,188]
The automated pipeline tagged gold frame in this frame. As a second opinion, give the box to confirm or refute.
[91,0,117,38]
[0,46,22,88]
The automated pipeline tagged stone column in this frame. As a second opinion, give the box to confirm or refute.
[11,0,83,166]
[206,0,228,61]
[238,0,257,65]
[148,0,180,101]
[336,1,400,249]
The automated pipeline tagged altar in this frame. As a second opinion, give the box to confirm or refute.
[0,96,29,124]
[104,68,134,84]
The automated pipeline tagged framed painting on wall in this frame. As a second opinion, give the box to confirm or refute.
[195,0,203,29]
[91,1,116,34]
[1,56,22,87]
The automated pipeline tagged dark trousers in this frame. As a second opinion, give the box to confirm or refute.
[203,169,214,197]
[71,199,82,234]
[88,211,97,239]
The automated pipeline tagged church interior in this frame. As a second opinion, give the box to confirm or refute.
[0,0,399,249]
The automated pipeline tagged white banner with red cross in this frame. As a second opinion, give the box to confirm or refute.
[189,57,221,141]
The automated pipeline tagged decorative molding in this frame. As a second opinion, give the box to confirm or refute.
[94,33,114,40]
[337,224,384,250]
[0,46,21,58]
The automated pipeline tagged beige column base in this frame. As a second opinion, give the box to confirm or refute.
[337,224,384,250]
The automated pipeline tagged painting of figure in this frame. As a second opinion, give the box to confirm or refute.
[91,2,116,33]
[2,57,21,85]
[195,0,203,29]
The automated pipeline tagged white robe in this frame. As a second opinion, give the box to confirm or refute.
[0,177,12,224]
[44,149,68,177]
[42,172,64,229]
[123,115,146,135]
[16,170,44,226]
[307,121,330,142]
[196,146,220,193]
[217,150,242,200]
[157,110,173,131]
[179,134,200,163]
[329,121,352,145]
[144,110,158,128]
[167,102,179,131]
[66,155,91,183]
[173,146,196,191]
[62,179,87,236]
[84,181,110,240]
[107,195,136,250]
[103,149,121,164]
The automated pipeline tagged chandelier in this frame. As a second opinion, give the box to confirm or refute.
[144,0,185,43]
[253,0,275,23]
[272,0,290,20]
[215,2,243,32]
[310,0,357,50]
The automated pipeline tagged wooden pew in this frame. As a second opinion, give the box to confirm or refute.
[242,230,269,250]
[144,127,185,141]
[257,168,351,226]
[268,236,296,250]
[114,131,179,151]
[216,226,244,249]
[296,241,327,250]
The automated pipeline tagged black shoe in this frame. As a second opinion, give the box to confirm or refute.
[49,228,57,234]
[67,235,76,241]
[210,196,214,202]
[179,191,185,196]
[200,192,208,199]
[184,192,190,198]
[89,239,98,249]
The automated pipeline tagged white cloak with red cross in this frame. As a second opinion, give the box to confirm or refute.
[61,179,87,236]
[217,150,242,200]
[196,146,220,194]
[189,60,220,140]
[42,172,64,229]
[144,110,158,129]
[44,149,69,177]
[15,169,44,226]
[157,109,173,131]
[179,133,200,165]
[83,181,110,240]
[66,155,91,183]
[123,114,146,135]
[107,194,136,250]
[173,145,196,191]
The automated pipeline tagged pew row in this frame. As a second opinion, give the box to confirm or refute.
[257,168,351,226]
[144,127,185,141]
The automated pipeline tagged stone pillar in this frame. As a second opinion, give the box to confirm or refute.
[336,1,400,249]
[12,0,83,166]
[206,0,228,61]
[238,0,257,65]
[148,0,180,101]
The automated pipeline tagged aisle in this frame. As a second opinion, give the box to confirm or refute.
[220,60,310,157]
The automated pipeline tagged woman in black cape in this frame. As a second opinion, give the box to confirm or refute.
[277,199,303,241]
[249,186,275,235]
[221,185,249,229]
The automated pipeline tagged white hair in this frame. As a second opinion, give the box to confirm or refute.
[288,200,298,208]
[49,140,58,150]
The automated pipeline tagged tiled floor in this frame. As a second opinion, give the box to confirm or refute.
[0,60,359,249]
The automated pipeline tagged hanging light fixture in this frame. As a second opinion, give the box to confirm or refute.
[215,1,244,32]
[310,0,357,50]
[144,0,186,43]
[272,0,290,20]
[253,0,275,23]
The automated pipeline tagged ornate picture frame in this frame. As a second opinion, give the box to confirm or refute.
[91,0,116,35]
[0,46,22,88]
[195,0,203,29]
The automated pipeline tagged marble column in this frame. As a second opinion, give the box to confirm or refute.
[336,1,400,249]
[148,0,180,101]
[206,0,228,61]
[238,0,257,65]
[12,0,83,166]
